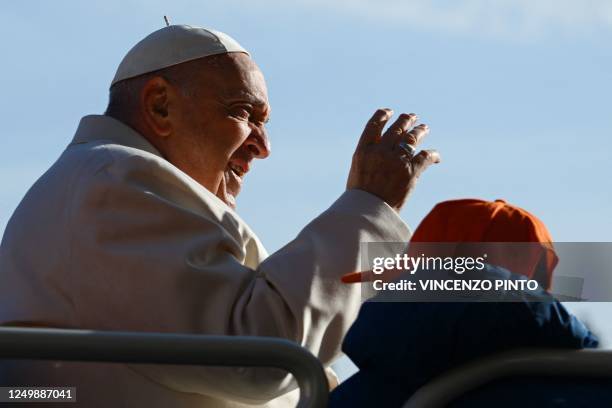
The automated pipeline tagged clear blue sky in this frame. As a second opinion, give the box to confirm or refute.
[2,1,611,250]
[2,1,612,353]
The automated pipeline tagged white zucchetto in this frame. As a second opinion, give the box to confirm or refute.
[111,25,249,87]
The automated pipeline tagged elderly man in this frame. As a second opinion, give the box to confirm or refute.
[0,25,439,407]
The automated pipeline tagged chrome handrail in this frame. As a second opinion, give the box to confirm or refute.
[0,327,328,408]
[404,348,612,408]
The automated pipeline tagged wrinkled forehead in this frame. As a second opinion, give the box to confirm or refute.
[201,53,269,107]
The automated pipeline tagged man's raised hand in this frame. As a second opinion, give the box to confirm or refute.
[346,109,440,212]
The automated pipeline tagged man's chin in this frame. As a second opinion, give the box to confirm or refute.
[222,171,242,209]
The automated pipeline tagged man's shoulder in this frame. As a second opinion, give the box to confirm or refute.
[61,114,169,178]
[64,139,266,259]
[65,140,239,219]
[65,138,162,174]
[63,140,189,190]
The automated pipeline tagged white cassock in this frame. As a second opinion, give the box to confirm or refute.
[0,115,411,407]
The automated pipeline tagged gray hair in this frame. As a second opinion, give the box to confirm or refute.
[105,54,228,120]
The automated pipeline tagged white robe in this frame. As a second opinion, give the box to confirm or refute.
[0,115,411,407]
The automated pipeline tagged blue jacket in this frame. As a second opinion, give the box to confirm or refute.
[330,265,598,407]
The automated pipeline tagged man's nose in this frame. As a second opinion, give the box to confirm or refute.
[245,126,271,159]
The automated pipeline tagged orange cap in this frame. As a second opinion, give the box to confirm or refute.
[409,198,558,289]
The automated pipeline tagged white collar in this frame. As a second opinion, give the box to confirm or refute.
[70,114,162,158]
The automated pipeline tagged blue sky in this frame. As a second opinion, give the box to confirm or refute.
[2,0,611,250]
[1,0,612,354]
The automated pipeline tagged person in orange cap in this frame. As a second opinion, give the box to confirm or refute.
[332,198,597,408]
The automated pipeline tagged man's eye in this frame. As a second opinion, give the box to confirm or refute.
[254,118,269,127]
[230,107,251,120]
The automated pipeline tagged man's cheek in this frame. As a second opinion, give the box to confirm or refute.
[223,121,251,150]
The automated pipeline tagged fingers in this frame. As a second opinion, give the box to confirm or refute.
[357,108,393,149]
[349,107,439,212]
[358,109,427,151]
[381,113,418,148]
[405,124,430,147]
[411,149,441,177]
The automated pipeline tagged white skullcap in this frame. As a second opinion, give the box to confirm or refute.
[110,24,249,87]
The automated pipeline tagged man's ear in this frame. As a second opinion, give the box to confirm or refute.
[140,76,173,137]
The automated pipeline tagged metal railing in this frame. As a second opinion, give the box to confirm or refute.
[403,348,612,408]
[0,327,329,408]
